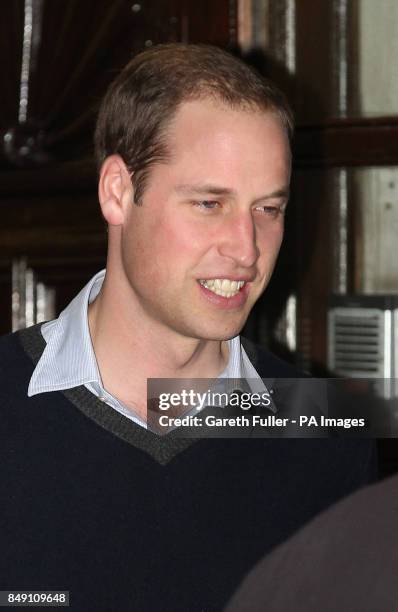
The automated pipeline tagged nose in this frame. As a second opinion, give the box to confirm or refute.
[218,212,259,268]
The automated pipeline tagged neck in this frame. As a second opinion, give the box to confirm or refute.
[88,272,229,419]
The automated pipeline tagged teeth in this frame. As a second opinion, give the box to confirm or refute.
[199,278,246,298]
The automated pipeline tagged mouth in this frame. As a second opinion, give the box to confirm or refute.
[198,278,246,298]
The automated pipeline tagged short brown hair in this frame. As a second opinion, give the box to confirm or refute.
[95,43,293,204]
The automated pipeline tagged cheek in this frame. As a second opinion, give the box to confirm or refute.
[274,224,285,253]
[123,216,207,285]
[258,222,284,260]
[154,219,207,269]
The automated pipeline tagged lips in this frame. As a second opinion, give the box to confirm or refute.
[198,278,246,298]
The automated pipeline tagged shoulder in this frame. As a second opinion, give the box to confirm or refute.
[0,324,45,398]
[0,323,45,366]
[240,336,377,474]
[0,328,30,371]
[241,336,304,378]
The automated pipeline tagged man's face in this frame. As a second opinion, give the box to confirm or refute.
[120,98,291,341]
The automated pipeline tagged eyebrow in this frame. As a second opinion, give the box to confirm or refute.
[174,183,290,202]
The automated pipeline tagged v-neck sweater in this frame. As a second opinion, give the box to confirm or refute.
[0,325,375,611]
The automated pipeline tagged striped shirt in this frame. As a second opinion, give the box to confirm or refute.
[28,269,270,428]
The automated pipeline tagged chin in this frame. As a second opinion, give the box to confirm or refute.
[194,323,246,342]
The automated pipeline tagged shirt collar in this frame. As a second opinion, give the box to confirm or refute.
[28,269,270,405]
[28,270,106,396]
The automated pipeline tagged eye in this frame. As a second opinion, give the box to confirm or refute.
[193,200,220,210]
[254,205,284,218]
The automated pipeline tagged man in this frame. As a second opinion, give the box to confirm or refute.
[0,44,375,611]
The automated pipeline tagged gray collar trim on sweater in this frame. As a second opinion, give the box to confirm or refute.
[18,323,200,465]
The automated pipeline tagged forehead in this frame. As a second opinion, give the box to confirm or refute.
[167,98,290,157]
[164,98,291,182]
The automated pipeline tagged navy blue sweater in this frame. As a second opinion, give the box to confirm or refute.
[0,325,375,611]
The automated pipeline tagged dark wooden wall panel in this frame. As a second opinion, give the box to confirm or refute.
[0,1,238,334]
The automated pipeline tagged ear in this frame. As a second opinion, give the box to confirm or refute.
[98,155,134,226]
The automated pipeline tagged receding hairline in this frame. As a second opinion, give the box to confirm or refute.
[150,94,292,161]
